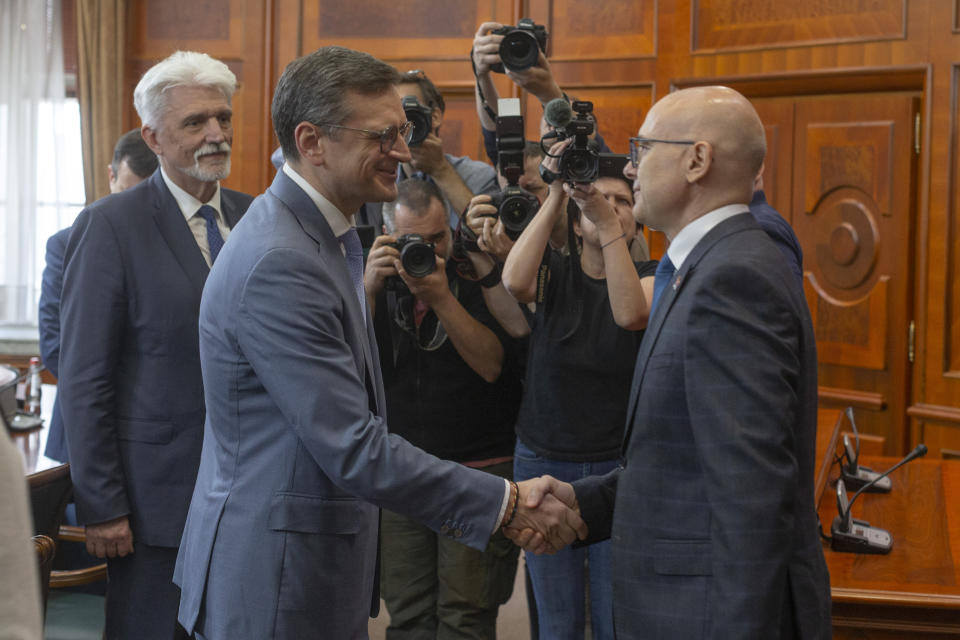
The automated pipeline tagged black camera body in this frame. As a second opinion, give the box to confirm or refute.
[401,95,433,147]
[491,19,548,73]
[489,187,540,240]
[385,233,436,292]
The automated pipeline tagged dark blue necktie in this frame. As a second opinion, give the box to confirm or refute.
[339,227,366,313]
[650,254,676,315]
[196,205,224,264]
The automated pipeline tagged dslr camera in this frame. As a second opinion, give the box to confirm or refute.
[458,99,539,252]
[491,19,548,73]
[401,95,432,147]
[384,233,437,292]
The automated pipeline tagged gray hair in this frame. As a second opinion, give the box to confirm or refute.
[272,46,401,161]
[134,51,236,129]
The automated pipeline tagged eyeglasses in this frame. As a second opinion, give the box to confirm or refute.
[629,137,696,167]
[315,121,415,153]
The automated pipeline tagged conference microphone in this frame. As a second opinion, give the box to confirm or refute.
[839,407,891,492]
[830,443,928,554]
[543,97,573,130]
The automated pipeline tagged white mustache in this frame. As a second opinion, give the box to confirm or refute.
[195,142,231,160]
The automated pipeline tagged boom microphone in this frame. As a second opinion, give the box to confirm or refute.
[840,406,891,492]
[544,97,573,130]
[831,444,928,554]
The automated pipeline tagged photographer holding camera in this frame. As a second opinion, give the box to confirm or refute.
[363,178,525,638]
[357,70,499,233]
[499,139,656,639]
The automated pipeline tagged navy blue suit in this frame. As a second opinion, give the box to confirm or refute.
[574,213,830,639]
[58,170,251,639]
[751,189,803,283]
[38,227,71,463]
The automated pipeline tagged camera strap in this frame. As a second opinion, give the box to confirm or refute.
[470,50,499,122]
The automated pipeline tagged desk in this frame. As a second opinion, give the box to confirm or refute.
[816,410,960,638]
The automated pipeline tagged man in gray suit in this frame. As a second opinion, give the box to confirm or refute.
[514,87,832,638]
[174,45,585,640]
[59,52,253,639]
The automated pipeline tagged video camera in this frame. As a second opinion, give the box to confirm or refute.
[491,19,548,73]
[543,99,630,184]
[384,233,436,293]
[458,99,539,253]
[401,95,432,147]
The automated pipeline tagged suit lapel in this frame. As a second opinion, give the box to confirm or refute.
[220,189,246,229]
[269,172,381,411]
[620,213,757,454]
[148,171,209,297]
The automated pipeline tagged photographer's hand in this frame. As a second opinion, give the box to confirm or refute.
[363,234,399,316]
[395,254,450,308]
[472,22,505,76]
[506,50,564,106]
[408,132,447,176]
[564,181,620,238]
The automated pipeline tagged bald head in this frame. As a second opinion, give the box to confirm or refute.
[630,86,766,237]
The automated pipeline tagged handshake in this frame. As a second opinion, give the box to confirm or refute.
[505,476,587,554]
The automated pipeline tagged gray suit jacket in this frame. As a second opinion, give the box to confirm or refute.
[575,213,831,639]
[174,170,505,639]
[59,170,251,546]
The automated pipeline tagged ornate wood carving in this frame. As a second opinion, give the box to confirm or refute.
[145,0,230,41]
[302,0,497,60]
[692,0,906,52]
[536,0,656,60]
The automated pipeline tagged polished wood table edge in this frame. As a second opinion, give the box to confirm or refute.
[831,586,960,608]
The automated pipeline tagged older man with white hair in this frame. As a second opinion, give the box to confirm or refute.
[58,50,253,639]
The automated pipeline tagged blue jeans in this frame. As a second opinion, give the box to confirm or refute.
[513,440,618,640]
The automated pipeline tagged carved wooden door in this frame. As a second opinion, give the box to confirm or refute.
[791,94,919,454]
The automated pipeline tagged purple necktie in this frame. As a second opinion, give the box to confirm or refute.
[196,205,224,264]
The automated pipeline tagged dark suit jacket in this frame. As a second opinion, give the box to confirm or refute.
[750,190,803,284]
[574,213,831,639]
[38,227,71,463]
[174,170,505,639]
[58,170,251,547]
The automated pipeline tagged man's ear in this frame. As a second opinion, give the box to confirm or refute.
[106,164,116,185]
[141,125,163,156]
[431,107,443,133]
[685,141,712,184]
[294,122,324,165]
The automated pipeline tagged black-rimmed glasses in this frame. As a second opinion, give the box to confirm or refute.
[629,137,696,167]
[315,121,415,153]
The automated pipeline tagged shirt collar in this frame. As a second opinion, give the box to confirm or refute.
[282,162,354,237]
[665,203,750,271]
[159,166,223,222]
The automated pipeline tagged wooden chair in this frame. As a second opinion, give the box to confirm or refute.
[33,534,57,612]
[27,463,107,638]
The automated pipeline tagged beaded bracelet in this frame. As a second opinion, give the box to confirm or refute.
[502,481,520,528]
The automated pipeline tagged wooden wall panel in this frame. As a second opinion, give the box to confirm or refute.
[528,0,656,60]
[948,65,960,375]
[114,0,960,457]
[692,0,907,53]
[301,0,497,61]
[125,0,267,196]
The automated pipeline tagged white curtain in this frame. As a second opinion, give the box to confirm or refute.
[0,0,80,328]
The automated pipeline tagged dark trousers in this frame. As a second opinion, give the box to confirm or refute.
[104,543,187,640]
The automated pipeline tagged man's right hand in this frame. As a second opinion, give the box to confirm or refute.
[472,22,505,76]
[86,515,135,558]
[363,234,400,298]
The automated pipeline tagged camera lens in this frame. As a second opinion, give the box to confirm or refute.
[406,110,430,146]
[497,191,538,240]
[499,30,539,71]
[561,149,599,183]
[401,242,437,278]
